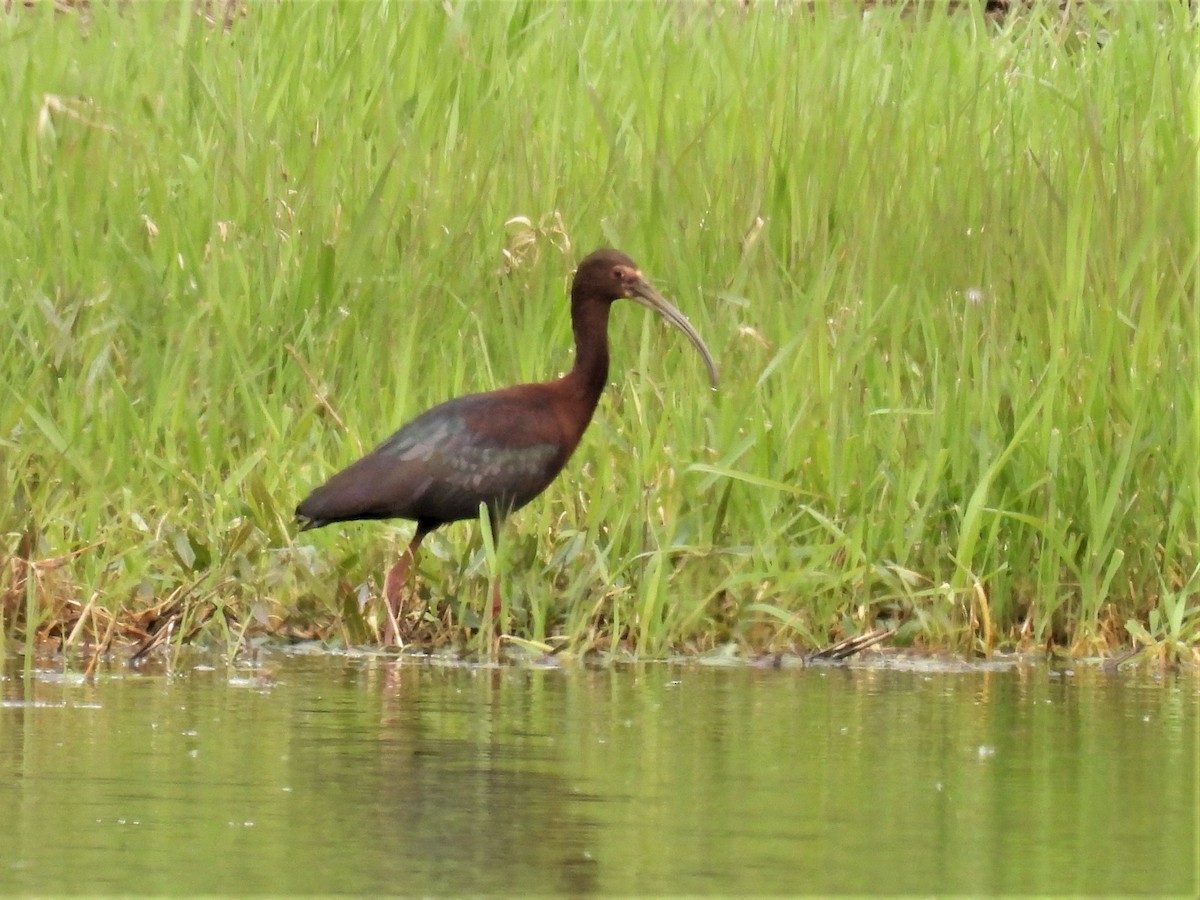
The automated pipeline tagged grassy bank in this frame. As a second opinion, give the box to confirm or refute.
[1,1,1195,663]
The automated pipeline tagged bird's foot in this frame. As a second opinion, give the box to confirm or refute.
[381,605,404,648]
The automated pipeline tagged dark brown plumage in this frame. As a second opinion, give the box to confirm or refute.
[296,248,717,645]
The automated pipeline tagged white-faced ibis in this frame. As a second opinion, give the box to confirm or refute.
[296,248,718,645]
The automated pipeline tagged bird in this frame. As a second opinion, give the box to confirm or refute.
[295,248,718,645]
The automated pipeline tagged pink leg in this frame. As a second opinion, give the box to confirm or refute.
[490,579,503,621]
[382,528,427,647]
[486,516,504,623]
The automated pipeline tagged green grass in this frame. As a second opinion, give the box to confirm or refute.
[0,0,1195,661]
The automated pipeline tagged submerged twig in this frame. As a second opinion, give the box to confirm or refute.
[811,627,894,661]
[1100,645,1143,673]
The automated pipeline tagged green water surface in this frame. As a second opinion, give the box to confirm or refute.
[1,653,1195,895]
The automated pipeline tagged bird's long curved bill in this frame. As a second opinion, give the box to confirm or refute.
[630,280,719,388]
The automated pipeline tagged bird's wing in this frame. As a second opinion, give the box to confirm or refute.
[298,389,568,527]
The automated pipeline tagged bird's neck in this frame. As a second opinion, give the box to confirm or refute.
[564,298,611,411]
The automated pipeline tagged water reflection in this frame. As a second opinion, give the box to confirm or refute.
[290,664,603,895]
[0,654,1194,895]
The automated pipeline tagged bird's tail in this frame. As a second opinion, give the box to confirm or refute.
[294,511,327,532]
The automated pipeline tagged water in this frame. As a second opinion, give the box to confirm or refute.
[1,652,1195,895]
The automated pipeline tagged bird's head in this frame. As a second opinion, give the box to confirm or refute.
[572,248,719,388]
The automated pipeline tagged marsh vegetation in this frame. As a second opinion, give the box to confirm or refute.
[1,1,1195,663]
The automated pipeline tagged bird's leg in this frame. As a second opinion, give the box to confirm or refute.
[490,579,503,620]
[382,527,428,647]
[487,513,504,622]
[381,563,407,647]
